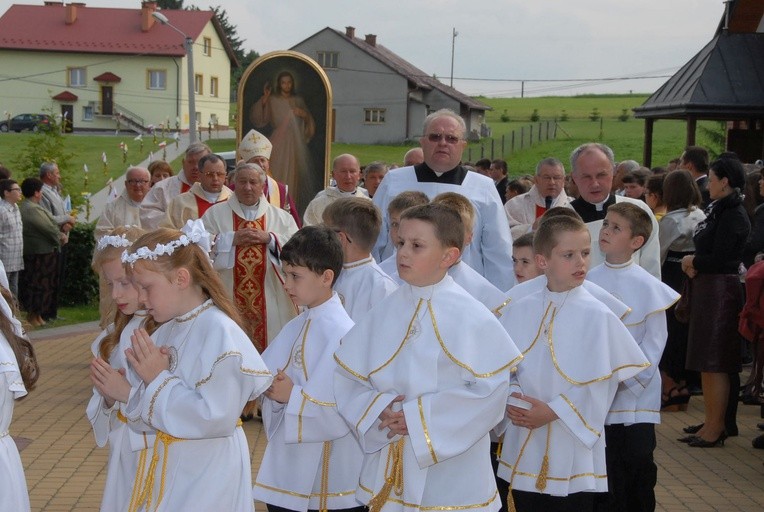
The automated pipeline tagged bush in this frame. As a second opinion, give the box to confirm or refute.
[60,222,98,307]
[530,109,540,122]
[500,109,511,123]
[618,108,630,122]
[589,108,601,122]
[559,109,569,122]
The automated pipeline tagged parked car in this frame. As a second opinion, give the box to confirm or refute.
[0,113,52,133]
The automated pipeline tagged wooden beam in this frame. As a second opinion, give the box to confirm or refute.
[643,118,654,168]
[686,117,697,146]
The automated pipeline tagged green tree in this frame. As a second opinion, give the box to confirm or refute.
[156,0,185,8]
[12,108,75,187]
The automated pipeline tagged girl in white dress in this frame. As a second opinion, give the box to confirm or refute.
[120,221,273,512]
[87,226,161,511]
[0,287,40,512]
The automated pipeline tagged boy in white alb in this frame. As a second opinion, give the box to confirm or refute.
[323,197,397,322]
[334,203,522,512]
[254,226,365,512]
[430,192,507,311]
[587,203,679,512]
[496,215,649,511]
[377,191,430,284]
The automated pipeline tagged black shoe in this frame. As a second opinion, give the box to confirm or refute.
[757,422,764,431]
[753,434,764,449]
[726,426,739,437]
[677,435,698,443]
[688,432,727,448]
[683,423,703,434]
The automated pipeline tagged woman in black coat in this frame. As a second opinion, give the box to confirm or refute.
[680,157,751,447]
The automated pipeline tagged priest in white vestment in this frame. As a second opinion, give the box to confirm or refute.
[161,154,231,229]
[303,153,369,226]
[202,162,298,352]
[94,166,150,238]
[140,142,211,229]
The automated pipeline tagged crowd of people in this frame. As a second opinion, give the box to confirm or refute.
[1,107,763,512]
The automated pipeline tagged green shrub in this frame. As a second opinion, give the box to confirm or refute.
[530,109,540,122]
[559,109,569,122]
[618,109,630,122]
[589,108,601,122]
[60,222,98,307]
[500,109,511,123]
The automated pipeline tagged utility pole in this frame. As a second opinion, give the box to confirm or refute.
[450,27,458,88]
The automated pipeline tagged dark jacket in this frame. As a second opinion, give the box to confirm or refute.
[693,192,750,274]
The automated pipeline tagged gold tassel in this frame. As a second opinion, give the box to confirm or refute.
[368,438,404,512]
[507,491,516,512]
[535,424,552,492]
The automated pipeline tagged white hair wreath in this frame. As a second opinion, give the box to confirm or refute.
[121,219,212,266]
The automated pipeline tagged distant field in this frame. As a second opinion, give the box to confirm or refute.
[1,94,721,202]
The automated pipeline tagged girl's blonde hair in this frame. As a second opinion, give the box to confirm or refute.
[93,226,160,360]
[127,228,244,328]
[0,287,39,393]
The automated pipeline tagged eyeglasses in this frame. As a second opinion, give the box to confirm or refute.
[203,171,227,178]
[538,175,565,182]
[426,133,462,144]
[8,187,21,192]
[126,179,150,185]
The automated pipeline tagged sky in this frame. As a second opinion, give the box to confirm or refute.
[0,0,726,97]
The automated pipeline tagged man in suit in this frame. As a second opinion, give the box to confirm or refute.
[680,146,710,208]
[489,159,509,204]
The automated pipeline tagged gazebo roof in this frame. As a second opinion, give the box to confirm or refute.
[633,32,764,120]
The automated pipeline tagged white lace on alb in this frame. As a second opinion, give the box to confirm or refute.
[121,219,212,266]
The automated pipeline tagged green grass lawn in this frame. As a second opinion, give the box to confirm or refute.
[33,303,100,330]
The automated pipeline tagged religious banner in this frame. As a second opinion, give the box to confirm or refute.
[238,51,332,216]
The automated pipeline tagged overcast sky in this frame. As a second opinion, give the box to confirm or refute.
[0,0,726,96]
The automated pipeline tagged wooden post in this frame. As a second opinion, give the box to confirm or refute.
[686,116,697,146]
[520,126,524,149]
[529,124,533,145]
[511,130,515,153]
[642,118,654,168]
[491,138,495,159]
[538,122,542,141]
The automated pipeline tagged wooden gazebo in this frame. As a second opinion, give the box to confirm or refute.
[633,0,764,166]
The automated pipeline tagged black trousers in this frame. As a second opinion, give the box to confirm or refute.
[595,423,656,512]
[267,504,367,512]
[511,489,596,512]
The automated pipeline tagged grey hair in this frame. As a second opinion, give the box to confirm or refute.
[570,143,615,174]
[233,162,266,182]
[535,157,565,175]
[364,161,388,177]
[39,161,57,178]
[125,166,150,179]
[422,109,466,137]
[185,141,211,158]
[617,159,640,173]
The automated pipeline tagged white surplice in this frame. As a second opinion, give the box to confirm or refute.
[140,173,191,230]
[0,294,30,512]
[124,301,272,512]
[587,261,680,425]
[202,195,299,349]
[334,275,522,512]
[86,312,156,512]
[494,274,630,321]
[496,285,649,496]
[94,190,143,239]
[372,167,515,291]
[335,257,398,323]
[254,292,362,511]
[504,185,572,240]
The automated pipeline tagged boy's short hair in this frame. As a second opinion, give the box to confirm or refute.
[607,202,653,245]
[539,206,583,224]
[322,197,381,252]
[507,179,530,195]
[621,168,651,186]
[401,203,464,250]
[388,190,430,216]
[431,192,475,232]
[512,232,534,250]
[280,226,344,285]
[533,215,588,257]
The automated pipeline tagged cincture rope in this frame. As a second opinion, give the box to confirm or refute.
[368,437,405,512]
[127,419,243,512]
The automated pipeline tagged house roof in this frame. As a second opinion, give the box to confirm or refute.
[93,71,121,83]
[634,0,764,120]
[294,27,490,112]
[0,4,237,64]
[52,90,78,101]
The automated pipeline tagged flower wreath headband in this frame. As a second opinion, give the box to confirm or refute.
[121,219,213,267]
[96,233,133,252]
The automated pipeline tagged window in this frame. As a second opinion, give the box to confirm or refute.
[68,67,86,87]
[210,76,219,97]
[82,105,94,121]
[316,51,338,69]
[364,108,386,124]
[147,69,167,90]
[194,74,203,95]
[203,37,212,56]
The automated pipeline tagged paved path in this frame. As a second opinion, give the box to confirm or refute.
[12,324,764,511]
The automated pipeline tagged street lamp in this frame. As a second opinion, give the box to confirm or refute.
[152,11,197,143]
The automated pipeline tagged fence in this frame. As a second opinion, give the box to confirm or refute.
[465,120,559,162]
